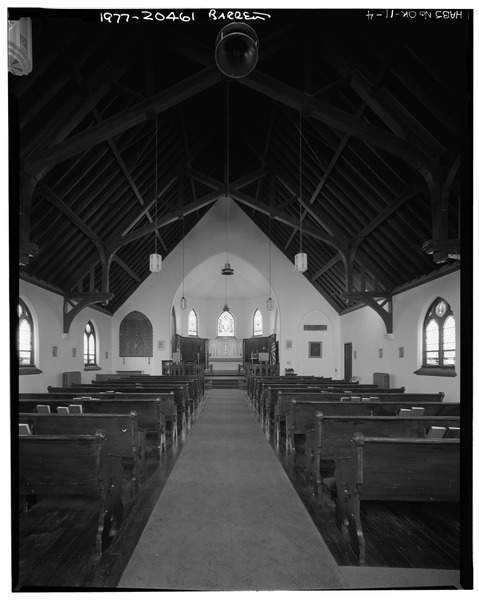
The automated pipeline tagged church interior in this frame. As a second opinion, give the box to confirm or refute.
[10,6,472,592]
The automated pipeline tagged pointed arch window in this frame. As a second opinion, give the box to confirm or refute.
[253,309,263,336]
[416,297,456,377]
[84,321,97,366]
[18,299,34,366]
[217,310,235,337]
[188,309,198,336]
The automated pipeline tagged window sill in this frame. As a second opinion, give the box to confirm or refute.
[19,366,43,375]
[84,365,101,371]
[414,366,457,377]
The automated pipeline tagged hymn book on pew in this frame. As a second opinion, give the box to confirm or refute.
[397,408,412,416]
[36,404,51,413]
[69,404,83,413]
[57,406,70,414]
[427,426,447,438]
[445,427,460,438]
[410,406,425,416]
[19,423,31,435]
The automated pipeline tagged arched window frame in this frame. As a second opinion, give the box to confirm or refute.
[217,310,235,337]
[253,308,263,336]
[415,297,456,377]
[18,299,35,369]
[84,320,98,368]
[188,308,198,336]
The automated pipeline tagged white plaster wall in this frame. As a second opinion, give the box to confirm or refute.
[19,280,114,392]
[18,199,459,399]
[112,198,341,376]
[175,293,276,340]
[340,270,460,401]
[296,309,336,378]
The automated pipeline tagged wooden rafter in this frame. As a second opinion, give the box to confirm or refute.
[231,189,344,252]
[310,255,342,282]
[27,66,223,176]
[109,191,220,252]
[342,291,393,334]
[239,70,436,177]
[63,294,114,334]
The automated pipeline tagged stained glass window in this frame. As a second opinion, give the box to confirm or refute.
[253,309,263,336]
[18,299,34,366]
[217,310,235,337]
[188,309,198,336]
[84,321,97,365]
[423,298,455,367]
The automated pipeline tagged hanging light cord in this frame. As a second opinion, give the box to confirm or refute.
[182,216,185,296]
[299,110,303,254]
[268,217,272,295]
[154,113,158,255]
[225,82,230,262]
[226,82,230,199]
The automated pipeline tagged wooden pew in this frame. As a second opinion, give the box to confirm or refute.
[250,376,343,404]
[96,371,204,400]
[285,394,453,450]
[18,431,123,565]
[122,374,204,403]
[48,384,190,429]
[92,376,200,408]
[249,375,401,405]
[248,375,329,403]
[301,411,460,500]
[19,397,168,457]
[261,385,408,427]
[334,433,460,564]
[275,391,446,447]
[21,391,178,443]
[19,411,146,496]
[98,374,203,407]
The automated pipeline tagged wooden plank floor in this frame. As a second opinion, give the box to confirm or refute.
[13,417,196,591]
[13,391,462,590]
[274,432,461,570]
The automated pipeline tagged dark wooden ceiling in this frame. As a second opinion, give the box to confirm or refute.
[11,8,470,324]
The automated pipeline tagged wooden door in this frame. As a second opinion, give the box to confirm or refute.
[344,342,353,382]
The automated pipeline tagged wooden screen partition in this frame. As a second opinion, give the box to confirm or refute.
[243,335,277,365]
[176,335,208,365]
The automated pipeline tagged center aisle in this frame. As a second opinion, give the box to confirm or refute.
[118,389,350,591]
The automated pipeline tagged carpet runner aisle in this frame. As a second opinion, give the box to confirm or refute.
[118,389,350,591]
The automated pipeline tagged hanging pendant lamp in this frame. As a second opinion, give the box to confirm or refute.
[150,114,162,272]
[295,110,307,273]
[267,216,274,310]
[221,82,235,280]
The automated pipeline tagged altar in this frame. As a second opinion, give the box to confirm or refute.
[209,338,243,372]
